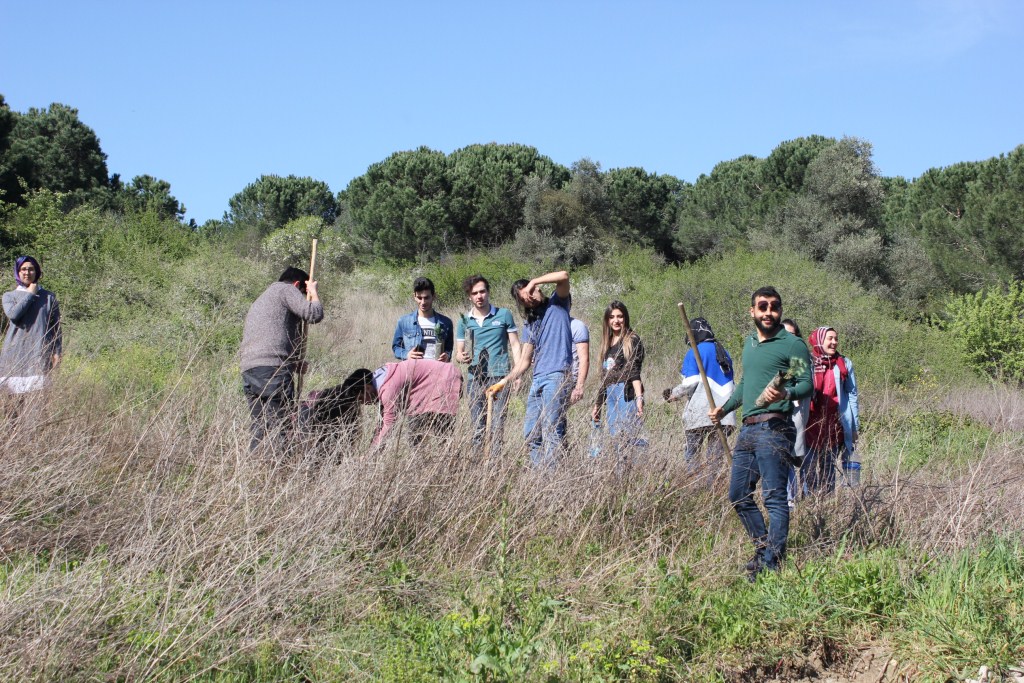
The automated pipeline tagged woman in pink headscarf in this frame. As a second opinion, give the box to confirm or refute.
[801,326,859,495]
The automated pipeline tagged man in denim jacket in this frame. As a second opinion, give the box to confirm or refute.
[391,277,454,362]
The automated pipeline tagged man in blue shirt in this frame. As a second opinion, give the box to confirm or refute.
[487,270,579,467]
[456,274,521,449]
[391,277,453,362]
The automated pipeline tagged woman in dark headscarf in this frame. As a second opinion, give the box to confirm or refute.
[1,256,62,394]
[664,317,735,472]
[801,326,859,494]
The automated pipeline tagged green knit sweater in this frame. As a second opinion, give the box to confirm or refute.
[720,328,812,418]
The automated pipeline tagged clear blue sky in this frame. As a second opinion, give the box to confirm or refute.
[3,0,1022,225]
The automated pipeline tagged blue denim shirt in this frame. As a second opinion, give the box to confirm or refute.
[391,310,454,360]
[834,356,860,455]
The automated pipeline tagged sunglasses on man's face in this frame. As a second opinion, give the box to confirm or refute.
[755,301,781,312]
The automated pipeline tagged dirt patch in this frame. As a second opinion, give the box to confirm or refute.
[751,646,912,683]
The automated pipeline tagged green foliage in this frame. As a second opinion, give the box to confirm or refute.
[900,540,1024,679]
[261,215,354,273]
[761,135,836,198]
[448,142,569,248]
[672,155,764,261]
[885,146,1024,293]
[345,146,454,261]
[517,158,614,266]
[435,519,564,682]
[11,193,197,321]
[635,548,910,676]
[604,166,685,258]
[946,280,1024,382]
[568,637,671,682]
[0,101,109,207]
[110,174,186,222]
[69,341,183,399]
[226,174,337,238]
[875,410,992,470]
[0,95,14,185]
[758,137,891,295]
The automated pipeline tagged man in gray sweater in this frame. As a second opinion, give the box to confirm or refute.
[240,267,324,453]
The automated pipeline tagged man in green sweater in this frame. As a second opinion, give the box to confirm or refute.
[710,286,812,580]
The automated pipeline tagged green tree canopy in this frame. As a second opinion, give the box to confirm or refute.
[883,147,1024,293]
[759,137,891,293]
[226,174,337,237]
[111,174,186,222]
[447,143,569,247]
[343,147,454,261]
[0,96,14,197]
[605,167,685,257]
[0,101,109,206]
[760,135,836,203]
[672,155,765,260]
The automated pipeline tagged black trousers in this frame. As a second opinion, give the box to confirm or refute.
[242,366,294,454]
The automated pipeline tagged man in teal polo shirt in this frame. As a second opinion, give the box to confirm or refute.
[710,286,812,580]
[456,274,521,449]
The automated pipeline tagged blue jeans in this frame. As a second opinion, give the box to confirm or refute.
[591,382,643,460]
[728,419,796,570]
[523,371,570,468]
[605,382,640,438]
[467,373,511,450]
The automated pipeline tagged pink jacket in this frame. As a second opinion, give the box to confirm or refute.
[374,359,463,445]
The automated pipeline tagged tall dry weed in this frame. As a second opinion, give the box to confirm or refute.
[2,323,1023,678]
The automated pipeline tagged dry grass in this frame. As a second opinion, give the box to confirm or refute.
[1,291,1023,680]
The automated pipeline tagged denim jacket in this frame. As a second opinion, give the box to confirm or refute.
[391,310,454,360]
[834,356,860,455]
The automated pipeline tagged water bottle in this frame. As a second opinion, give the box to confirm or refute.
[588,420,603,458]
[842,450,861,487]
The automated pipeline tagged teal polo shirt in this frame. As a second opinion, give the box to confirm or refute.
[456,305,518,377]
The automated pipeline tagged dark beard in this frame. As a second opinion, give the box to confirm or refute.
[754,316,781,336]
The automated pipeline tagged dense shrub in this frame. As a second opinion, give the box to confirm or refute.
[946,280,1024,382]
[261,216,354,274]
[579,246,969,390]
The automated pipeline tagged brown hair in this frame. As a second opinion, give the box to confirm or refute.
[598,300,635,368]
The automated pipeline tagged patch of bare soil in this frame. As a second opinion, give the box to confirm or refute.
[735,646,912,683]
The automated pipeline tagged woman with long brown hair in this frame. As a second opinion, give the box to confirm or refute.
[591,300,645,449]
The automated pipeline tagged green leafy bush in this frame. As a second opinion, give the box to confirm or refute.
[261,216,354,274]
[946,280,1024,382]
